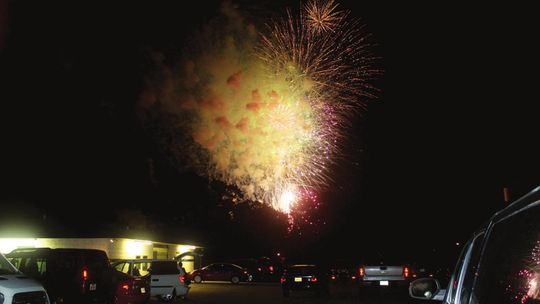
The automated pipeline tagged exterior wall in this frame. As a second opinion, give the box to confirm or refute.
[39,238,110,253]
[0,238,199,272]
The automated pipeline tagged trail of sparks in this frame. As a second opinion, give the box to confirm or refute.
[140,0,378,215]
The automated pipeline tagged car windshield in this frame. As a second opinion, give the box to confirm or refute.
[287,266,317,276]
[0,254,18,275]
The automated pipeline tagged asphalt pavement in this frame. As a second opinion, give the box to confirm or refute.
[150,281,415,304]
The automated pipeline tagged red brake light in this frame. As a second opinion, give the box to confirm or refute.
[179,275,185,283]
[82,269,88,281]
[351,275,356,280]
[331,275,336,280]
[269,266,274,273]
[403,266,410,278]
[118,280,132,295]
[280,277,286,283]
[310,276,318,282]
[359,266,365,278]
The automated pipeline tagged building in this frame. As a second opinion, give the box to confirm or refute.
[0,237,202,272]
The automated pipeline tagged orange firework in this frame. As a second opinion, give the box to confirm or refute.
[303,0,345,34]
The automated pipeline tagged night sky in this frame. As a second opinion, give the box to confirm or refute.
[1,1,539,265]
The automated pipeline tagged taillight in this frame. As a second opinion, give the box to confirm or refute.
[269,265,274,273]
[351,275,356,280]
[310,276,318,283]
[331,275,336,280]
[118,280,132,295]
[359,266,365,278]
[82,268,88,281]
[280,277,286,283]
[179,275,185,283]
[403,266,410,278]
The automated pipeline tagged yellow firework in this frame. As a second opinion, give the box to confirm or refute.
[140,1,379,214]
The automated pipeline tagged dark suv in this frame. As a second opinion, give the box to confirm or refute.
[281,264,330,297]
[7,248,114,304]
[410,185,540,304]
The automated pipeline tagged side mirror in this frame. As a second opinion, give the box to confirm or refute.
[409,277,444,300]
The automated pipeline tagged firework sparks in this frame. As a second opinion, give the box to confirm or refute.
[303,0,344,34]
[140,0,378,214]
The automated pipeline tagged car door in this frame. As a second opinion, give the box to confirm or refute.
[149,261,179,296]
[204,264,220,281]
[220,264,235,281]
[113,261,131,275]
[469,197,540,304]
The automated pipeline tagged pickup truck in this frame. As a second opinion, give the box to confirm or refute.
[357,255,412,297]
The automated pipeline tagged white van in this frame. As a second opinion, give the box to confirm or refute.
[0,252,50,304]
[111,259,189,302]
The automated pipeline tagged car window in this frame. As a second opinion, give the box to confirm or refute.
[0,254,18,275]
[473,201,540,304]
[150,261,179,275]
[445,242,470,303]
[288,266,317,276]
[133,262,150,276]
[457,232,485,304]
[7,256,23,269]
[206,264,220,271]
[224,264,238,272]
[114,262,130,274]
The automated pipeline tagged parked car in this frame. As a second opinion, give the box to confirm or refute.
[281,264,330,297]
[229,257,280,282]
[330,268,357,284]
[112,270,150,304]
[357,254,412,295]
[0,252,50,304]
[190,263,252,284]
[7,248,114,304]
[409,185,540,304]
[111,259,189,302]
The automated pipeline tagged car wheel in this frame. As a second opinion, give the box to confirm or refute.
[231,275,240,284]
[160,288,176,302]
[52,297,64,304]
[194,275,202,283]
[283,289,290,297]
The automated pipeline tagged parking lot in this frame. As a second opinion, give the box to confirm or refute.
[150,282,413,304]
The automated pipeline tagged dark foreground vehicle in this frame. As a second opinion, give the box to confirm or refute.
[281,264,329,297]
[7,248,114,304]
[112,270,150,304]
[410,185,540,304]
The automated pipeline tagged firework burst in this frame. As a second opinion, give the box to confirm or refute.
[303,0,345,34]
[140,0,379,214]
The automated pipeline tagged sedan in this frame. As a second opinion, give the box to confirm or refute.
[190,263,252,284]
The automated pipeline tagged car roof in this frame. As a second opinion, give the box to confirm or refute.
[113,259,176,263]
[205,262,243,268]
[8,248,106,255]
[289,264,317,268]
